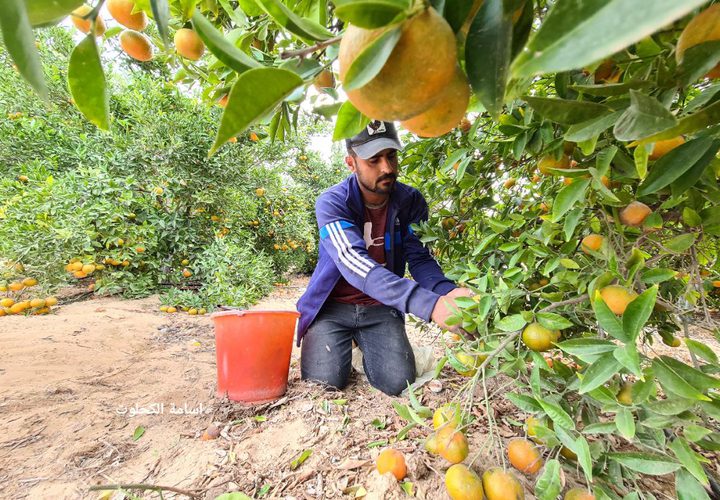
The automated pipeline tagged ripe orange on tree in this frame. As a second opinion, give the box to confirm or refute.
[599,285,637,315]
[339,7,457,121]
[71,5,106,35]
[648,136,685,160]
[581,234,604,254]
[522,322,560,352]
[107,0,148,30]
[313,70,335,90]
[375,448,406,480]
[445,464,484,500]
[537,154,570,175]
[174,28,205,61]
[565,487,595,500]
[619,201,652,227]
[482,467,525,500]
[507,438,543,475]
[400,67,471,138]
[676,5,720,79]
[436,425,469,464]
[433,402,463,429]
[120,30,153,61]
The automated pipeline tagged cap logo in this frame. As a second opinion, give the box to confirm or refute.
[367,121,386,135]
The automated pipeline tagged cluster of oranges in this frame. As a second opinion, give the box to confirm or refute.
[70,0,205,63]
[272,240,302,252]
[65,258,106,280]
[159,305,207,315]
[0,277,58,317]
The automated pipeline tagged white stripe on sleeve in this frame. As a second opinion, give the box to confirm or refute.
[326,222,370,277]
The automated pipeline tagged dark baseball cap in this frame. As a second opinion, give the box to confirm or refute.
[345,120,403,159]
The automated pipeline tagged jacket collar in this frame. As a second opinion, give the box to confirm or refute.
[345,174,411,218]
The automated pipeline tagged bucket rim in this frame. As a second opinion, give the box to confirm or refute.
[210,309,300,319]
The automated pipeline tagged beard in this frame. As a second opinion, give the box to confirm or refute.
[358,173,397,194]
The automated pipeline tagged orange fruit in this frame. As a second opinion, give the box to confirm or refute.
[107,0,148,30]
[504,178,517,189]
[454,351,483,377]
[81,264,95,274]
[580,234,604,254]
[188,308,198,315]
[255,188,265,197]
[522,323,558,352]
[538,155,570,175]
[182,268,192,278]
[174,28,205,60]
[338,7,456,121]
[45,297,58,307]
[712,280,720,288]
[527,416,552,443]
[120,30,153,61]
[9,303,26,314]
[135,246,145,253]
[662,335,682,348]
[181,259,190,265]
[619,201,652,227]
[70,261,84,271]
[375,448,406,480]
[649,136,685,160]
[482,467,525,500]
[9,282,24,292]
[0,298,15,308]
[508,438,543,475]
[198,308,207,315]
[677,5,720,79]
[71,5,106,35]
[313,69,335,90]
[29,298,45,308]
[401,67,471,137]
[565,487,595,500]
[599,285,637,315]
[445,464,484,500]
[217,94,229,107]
[433,402,463,429]
[0,309,6,317]
[250,132,259,141]
[166,306,177,313]
[593,59,622,83]
[73,271,87,279]
[22,278,38,287]
[458,117,472,133]
[424,432,440,454]
[436,426,469,464]
[160,305,168,312]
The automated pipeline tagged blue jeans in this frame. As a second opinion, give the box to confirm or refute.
[300,302,416,396]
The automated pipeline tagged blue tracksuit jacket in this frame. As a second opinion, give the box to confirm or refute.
[296,174,457,345]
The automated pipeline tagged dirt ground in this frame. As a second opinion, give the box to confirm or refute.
[1,277,717,499]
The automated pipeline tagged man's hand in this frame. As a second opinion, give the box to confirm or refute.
[431,287,473,331]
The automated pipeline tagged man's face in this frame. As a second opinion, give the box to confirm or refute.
[345,148,399,195]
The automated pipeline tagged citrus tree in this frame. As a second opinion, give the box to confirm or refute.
[4,0,720,498]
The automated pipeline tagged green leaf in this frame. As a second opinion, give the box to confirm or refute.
[496,313,527,332]
[676,41,720,87]
[333,100,369,141]
[563,208,583,241]
[433,0,473,33]
[150,0,170,46]
[534,459,562,500]
[191,11,261,73]
[465,0,513,119]
[559,258,580,269]
[237,0,263,16]
[676,468,711,500]
[565,111,623,142]
[0,0,48,99]
[613,90,677,141]
[615,408,635,439]
[664,233,697,253]
[638,137,720,196]
[685,339,718,364]
[634,143,649,180]
[571,80,653,97]
[671,140,720,195]
[575,436,593,483]
[254,0,333,41]
[641,268,677,284]
[638,100,720,145]
[582,422,618,435]
[537,399,575,430]
[669,438,709,486]
[652,358,711,401]
[658,356,720,392]
[334,0,410,29]
[613,344,641,378]
[645,397,696,416]
[215,493,253,500]
[290,449,312,470]
[399,481,414,496]
[342,26,402,91]
[608,452,680,475]
[506,393,543,412]
[552,178,590,221]
[684,425,712,443]
[682,207,703,228]
[133,425,145,440]
[68,35,110,130]
[578,352,621,394]
[592,292,628,342]
[536,312,573,330]
[622,285,656,341]
[557,338,616,363]
[524,96,610,125]
[210,68,303,154]
[510,0,708,77]
[24,0,84,26]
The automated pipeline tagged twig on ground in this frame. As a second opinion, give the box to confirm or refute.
[89,483,200,498]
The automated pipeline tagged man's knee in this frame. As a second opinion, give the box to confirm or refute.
[300,363,350,391]
[367,366,415,396]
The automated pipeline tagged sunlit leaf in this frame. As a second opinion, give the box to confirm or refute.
[68,35,110,130]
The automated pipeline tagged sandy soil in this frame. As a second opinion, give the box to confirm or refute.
[0,277,718,500]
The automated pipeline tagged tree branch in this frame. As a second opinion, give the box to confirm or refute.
[539,295,588,312]
[280,36,342,59]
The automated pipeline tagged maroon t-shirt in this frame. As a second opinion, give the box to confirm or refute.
[329,203,388,305]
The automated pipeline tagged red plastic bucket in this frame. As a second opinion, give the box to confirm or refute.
[211,309,300,403]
